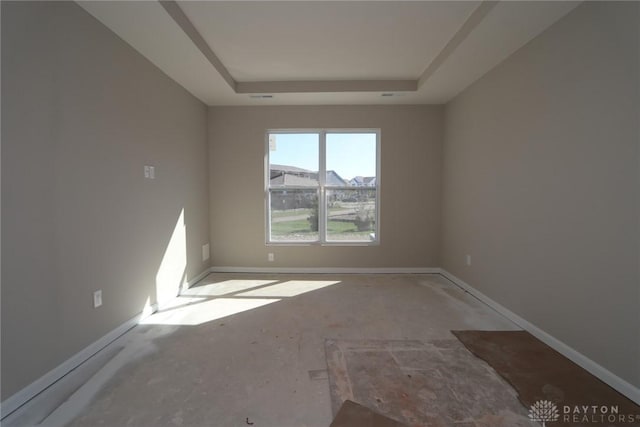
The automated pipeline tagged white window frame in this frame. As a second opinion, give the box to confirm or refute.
[265,129,381,246]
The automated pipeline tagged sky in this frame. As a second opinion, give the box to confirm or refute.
[269,132,377,180]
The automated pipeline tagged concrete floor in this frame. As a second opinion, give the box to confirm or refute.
[3,273,520,427]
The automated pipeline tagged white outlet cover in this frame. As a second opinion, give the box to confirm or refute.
[93,290,103,308]
[202,243,210,261]
[268,253,275,262]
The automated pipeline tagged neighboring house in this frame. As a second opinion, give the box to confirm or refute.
[270,173,318,187]
[269,165,317,211]
[270,165,347,187]
[269,165,349,210]
[325,170,348,186]
[349,176,364,186]
[349,176,376,187]
[269,164,315,181]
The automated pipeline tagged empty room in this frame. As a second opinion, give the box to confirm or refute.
[1,1,639,426]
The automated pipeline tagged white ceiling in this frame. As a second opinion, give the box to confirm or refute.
[181,1,477,81]
[77,1,580,106]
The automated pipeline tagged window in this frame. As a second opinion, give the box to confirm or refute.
[266,130,380,245]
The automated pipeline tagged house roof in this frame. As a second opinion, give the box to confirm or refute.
[326,171,347,186]
[270,174,318,187]
[270,170,347,187]
[270,164,312,174]
[349,176,376,185]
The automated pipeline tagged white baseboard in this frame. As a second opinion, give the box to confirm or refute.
[183,267,211,290]
[0,266,212,420]
[439,269,640,406]
[0,311,142,419]
[5,266,636,418]
[208,266,441,275]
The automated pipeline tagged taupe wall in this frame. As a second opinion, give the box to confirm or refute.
[208,106,442,268]
[3,0,638,407]
[442,2,640,387]
[1,2,210,399]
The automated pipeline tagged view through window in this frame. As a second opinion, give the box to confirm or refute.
[267,130,379,244]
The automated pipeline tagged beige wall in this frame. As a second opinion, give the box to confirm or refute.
[442,2,640,387]
[3,0,638,407]
[208,105,442,268]
[1,2,210,399]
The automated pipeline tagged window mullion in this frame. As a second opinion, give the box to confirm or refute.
[267,189,272,243]
[318,131,327,243]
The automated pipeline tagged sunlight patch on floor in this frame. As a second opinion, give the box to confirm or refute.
[156,296,207,311]
[139,297,281,326]
[235,280,340,297]
[180,279,278,297]
[140,278,341,326]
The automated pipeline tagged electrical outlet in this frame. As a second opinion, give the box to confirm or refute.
[144,165,156,179]
[93,290,103,308]
[465,255,471,266]
[268,253,275,262]
[202,243,210,261]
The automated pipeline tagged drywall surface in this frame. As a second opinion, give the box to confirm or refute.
[208,105,442,268]
[1,1,209,399]
[442,2,640,387]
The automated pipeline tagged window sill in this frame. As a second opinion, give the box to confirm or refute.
[266,241,380,247]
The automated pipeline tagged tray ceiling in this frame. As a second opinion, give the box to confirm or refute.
[78,1,580,106]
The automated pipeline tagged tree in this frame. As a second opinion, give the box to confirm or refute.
[308,200,319,231]
[354,204,373,232]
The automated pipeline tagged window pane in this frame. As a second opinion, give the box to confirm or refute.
[326,133,377,187]
[269,133,319,187]
[326,188,376,242]
[270,189,319,242]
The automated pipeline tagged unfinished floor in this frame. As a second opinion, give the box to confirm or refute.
[3,273,521,427]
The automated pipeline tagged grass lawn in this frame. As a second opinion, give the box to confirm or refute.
[328,220,358,234]
[271,218,373,239]
[271,208,311,219]
[271,206,359,219]
[271,219,314,235]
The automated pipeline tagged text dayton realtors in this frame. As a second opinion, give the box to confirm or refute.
[562,405,640,424]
